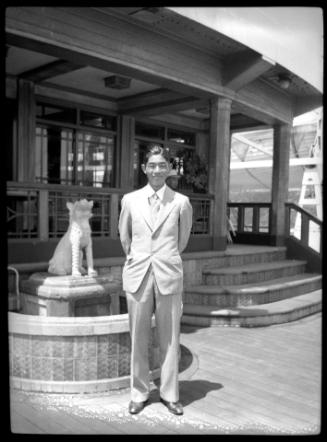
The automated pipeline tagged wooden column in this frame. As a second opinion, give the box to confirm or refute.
[120,115,135,189]
[209,97,232,250]
[271,123,291,246]
[17,79,36,182]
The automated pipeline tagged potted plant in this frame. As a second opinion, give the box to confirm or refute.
[181,152,208,193]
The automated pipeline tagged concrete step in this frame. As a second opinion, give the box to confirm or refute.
[184,273,322,308]
[203,259,307,286]
[181,290,322,328]
[191,246,287,270]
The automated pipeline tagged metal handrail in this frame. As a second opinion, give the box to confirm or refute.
[8,266,20,311]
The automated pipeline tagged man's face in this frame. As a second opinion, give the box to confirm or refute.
[142,154,171,191]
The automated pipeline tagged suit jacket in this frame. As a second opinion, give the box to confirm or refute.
[118,184,193,295]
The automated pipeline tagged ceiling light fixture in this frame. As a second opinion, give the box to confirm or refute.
[277,73,292,89]
[104,75,131,90]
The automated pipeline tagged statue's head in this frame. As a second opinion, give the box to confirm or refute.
[67,199,93,222]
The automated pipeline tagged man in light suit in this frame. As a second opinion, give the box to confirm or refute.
[118,145,193,416]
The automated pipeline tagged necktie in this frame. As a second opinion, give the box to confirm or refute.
[150,193,160,224]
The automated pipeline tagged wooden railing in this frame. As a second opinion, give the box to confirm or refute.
[6,182,212,240]
[285,202,322,255]
[227,201,322,258]
[227,202,272,234]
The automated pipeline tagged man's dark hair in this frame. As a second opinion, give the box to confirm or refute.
[144,144,170,164]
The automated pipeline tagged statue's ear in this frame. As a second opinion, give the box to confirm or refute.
[66,202,74,211]
[89,200,94,208]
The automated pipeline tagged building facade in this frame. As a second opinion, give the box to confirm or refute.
[5,7,322,263]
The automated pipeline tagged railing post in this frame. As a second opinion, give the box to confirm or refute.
[253,206,260,233]
[238,205,244,233]
[301,213,309,247]
[284,204,290,236]
[38,189,49,240]
[110,193,119,239]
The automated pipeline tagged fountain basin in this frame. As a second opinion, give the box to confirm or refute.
[8,312,160,393]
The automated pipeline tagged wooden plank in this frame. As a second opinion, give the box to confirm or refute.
[10,408,44,434]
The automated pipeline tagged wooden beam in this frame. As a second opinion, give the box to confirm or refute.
[122,97,204,117]
[223,52,275,91]
[151,114,205,131]
[230,157,322,170]
[117,88,183,111]
[20,60,83,82]
[233,134,273,156]
[293,95,323,117]
[237,79,293,124]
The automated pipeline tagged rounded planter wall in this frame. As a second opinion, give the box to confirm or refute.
[8,312,160,393]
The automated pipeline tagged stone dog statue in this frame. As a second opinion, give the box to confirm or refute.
[48,199,98,277]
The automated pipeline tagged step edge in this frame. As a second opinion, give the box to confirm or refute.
[203,260,308,275]
[184,275,322,295]
[182,291,322,317]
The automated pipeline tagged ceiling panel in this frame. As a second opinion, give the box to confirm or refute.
[6,46,58,76]
[47,66,159,99]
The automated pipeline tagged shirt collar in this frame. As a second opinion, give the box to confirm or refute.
[145,183,167,201]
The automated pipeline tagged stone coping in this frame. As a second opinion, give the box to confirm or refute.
[20,273,121,300]
[10,369,161,394]
[9,246,287,274]
[8,312,156,336]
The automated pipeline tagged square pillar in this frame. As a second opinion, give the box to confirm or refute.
[120,115,135,189]
[17,79,36,182]
[209,97,232,250]
[271,123,292,246]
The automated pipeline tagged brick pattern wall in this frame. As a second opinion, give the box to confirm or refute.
[9,328,159,382]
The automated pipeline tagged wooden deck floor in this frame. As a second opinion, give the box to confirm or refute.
[9,313,322,435]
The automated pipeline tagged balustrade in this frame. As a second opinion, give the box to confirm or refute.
[7,182,212,240]
[285,202,322,254]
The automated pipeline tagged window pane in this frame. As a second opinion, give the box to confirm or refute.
[135,122,164,139]
[35,126,74,184]
[167,128,195,146]
[77,131,115,187]
[37,104,77,124]
[80,110,117,131]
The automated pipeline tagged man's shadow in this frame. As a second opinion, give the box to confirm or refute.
[179,379,224,406]
[151,379,223,406]
[152,344,223,406]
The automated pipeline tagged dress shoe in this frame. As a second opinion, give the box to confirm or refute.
[128,400,148,415]
[160,397,183,415]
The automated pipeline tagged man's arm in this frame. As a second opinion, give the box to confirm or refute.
[118,195,132,256]
[178,197,193,253]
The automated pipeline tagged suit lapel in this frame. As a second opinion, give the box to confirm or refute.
[138,188,153,231]
[153,186,176,233]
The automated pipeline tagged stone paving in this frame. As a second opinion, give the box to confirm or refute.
[9,313,322,435]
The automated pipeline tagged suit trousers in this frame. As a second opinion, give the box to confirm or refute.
[126,266,182,403]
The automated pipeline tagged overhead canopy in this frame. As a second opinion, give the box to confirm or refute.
[169,7,323,93]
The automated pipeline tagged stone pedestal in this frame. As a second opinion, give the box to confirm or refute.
[20,273,121,317]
